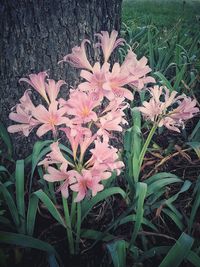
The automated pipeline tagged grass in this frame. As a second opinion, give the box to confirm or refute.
[121,0,200,99]
[122,0,200,30]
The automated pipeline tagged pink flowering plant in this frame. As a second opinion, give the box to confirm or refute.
[8,30,199,256]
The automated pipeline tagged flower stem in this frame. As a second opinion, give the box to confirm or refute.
[62,196,75,254]
[75,202,81,254]
[70,192,77,226]
[138,123,158,174]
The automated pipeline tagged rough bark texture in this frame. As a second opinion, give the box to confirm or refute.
[0,0,122,158]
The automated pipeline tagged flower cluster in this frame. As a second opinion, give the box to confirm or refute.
[139,86,199,132]
[8,30,199,201]
[8,30,155,202]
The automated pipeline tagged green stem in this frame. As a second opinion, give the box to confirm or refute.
[62,196,75,254]
[48,182,57,204]
[138,123,158,173]
[70,192,77,227]
[75,202,81,254]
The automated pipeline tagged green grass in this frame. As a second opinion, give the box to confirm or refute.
[122,0,200,29]
[121,0,200,99]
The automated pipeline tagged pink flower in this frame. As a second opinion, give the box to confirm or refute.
[139,86,199,132]
[19,72,49,104]
[159,117,181,132]
[138,98,162,122]
[95,30,125,62]
[38,141,73,168]
[63,90,100,124]
[60,39,93,71]
[121,50,155,90]
[138,86,178,122]
[61,127,91,160]
[79,62,110,100]
[8,91,39,136]
[32,101,70,137]
[70,169,104,202]
[88,138,124,175]
[96,98,128,139]
[45,79,66,103]
[170,97,199,121]
[44,166,76,198]
[102,63,134,100]
[80,62,133,101]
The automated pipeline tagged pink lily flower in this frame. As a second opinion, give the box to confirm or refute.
[103,63,134,100]
[19,71,49,104]
[79,62,110,100]
[139,86,199,132]
[121,50,155,90]
[63,90,100,124]
[61,127,92,160]
[95,30,125,62]
[45,79,66,103]
[60,39,93,71]
[89,138,124,175]
[170,97,199,121]
[32,101,70,137]
[8,91,39,136]
[70,169,104,202]
[38,141,73,169]
[44,166,76,198]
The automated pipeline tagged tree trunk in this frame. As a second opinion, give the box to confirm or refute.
[0,0,122,158]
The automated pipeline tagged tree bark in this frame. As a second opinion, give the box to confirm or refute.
[0,0,122,158]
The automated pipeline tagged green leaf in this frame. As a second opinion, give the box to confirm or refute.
[162,208,184,231]
[26,194,39,236]
[119,214,158,232]
[159,232,194,267]
[147,177,181,197]
[165,180,191,206]
[15,160,25,233]
[187,142,200,158]
[131,109,142,182]
[129,182,147,246]
[187,251,200,267]
[154,72,173,92]
[0,166,10,174]
[81,187,126,222]
[107,240,126,267]
[0,231,55,253]
[188,177,200,234]
[30,140,53,191]
[81,229,114,242]
[145,172,179,186]
[188,120,200,141]
[33,190,65,228]
[0,183,20,227]
[0,121,13,156]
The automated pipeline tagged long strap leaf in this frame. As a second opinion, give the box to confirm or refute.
[129,182,147,247]
[33,190,65,228]
[16,160,25,233]
[159,232,194,267]
[0,183,20,228]
[26,194,39,236]
[0,231,55,253]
